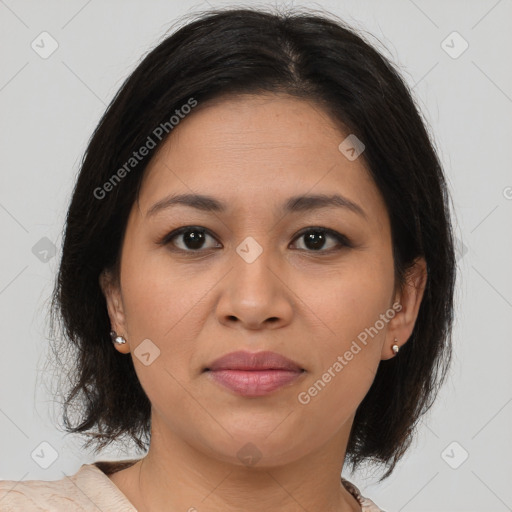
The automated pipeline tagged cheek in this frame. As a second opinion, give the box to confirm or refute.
[294,255,394,412]
[300,254,394,344]
[119,261,200,417]
[120,245,202,335]
[296,358,376,441]
[296,270,392,425]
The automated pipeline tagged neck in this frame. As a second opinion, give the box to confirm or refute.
[111,413,362,512]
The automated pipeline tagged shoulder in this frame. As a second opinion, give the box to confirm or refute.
[0,461,139,512]
[0,472,88,511]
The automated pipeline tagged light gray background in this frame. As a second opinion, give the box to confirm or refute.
[1,1,511,511]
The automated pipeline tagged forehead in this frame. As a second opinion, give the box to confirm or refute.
[136,93,388,230]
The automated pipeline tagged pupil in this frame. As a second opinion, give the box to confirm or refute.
[305,232,325,250]
[185,230,205,249]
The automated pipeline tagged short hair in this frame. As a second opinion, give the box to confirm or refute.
[48,5,456,480]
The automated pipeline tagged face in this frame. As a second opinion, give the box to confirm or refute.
[101,93,426,467]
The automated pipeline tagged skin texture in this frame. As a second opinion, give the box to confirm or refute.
[100,93,427,512]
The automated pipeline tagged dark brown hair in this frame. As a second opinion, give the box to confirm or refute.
[48,5,456,481]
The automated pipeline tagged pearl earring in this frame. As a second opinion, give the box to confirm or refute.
[392,338,399,355]
[110,330,127,345]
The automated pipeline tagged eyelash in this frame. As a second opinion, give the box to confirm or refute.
[158,225,353,255]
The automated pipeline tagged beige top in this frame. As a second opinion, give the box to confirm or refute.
[0,459,386,511]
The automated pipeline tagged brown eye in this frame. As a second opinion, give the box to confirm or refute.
[290,227,351,252]
[160,225,351,255]
[162,226,221,252]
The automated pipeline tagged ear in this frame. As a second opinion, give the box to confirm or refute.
[99,269,130,354]
[381,257,428,360]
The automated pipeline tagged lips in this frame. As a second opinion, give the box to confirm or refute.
[204,350,303,372]
[204,350,305,397]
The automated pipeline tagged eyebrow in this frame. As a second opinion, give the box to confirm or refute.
[146,193,367,220]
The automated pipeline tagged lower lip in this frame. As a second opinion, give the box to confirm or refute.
[206,369,304,397]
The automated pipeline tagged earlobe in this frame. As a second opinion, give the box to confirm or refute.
[99,270,130,353]
[110,330,131,354]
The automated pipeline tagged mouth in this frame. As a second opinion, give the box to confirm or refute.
[203,350,306,397]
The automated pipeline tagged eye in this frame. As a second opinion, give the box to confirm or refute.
[160,226,221,252]
[159,226,352,254]
[290,227,352,253]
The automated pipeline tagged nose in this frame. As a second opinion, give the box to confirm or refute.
[215,247,294,331]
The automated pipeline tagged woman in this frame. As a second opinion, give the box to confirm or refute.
[0,6,456,511]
